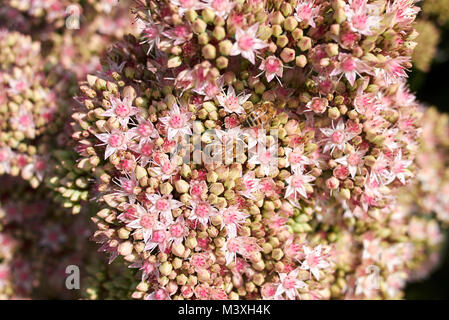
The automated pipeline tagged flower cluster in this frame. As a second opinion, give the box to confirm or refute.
[0,1,142,299]
[0,31,71,188]
[1,0,139,80]
[0,0,448,301]
[0,0,138,193]
[75,34,336,301]
[3,0,73,28]
[65,0,449,300]
[45,0,139,81]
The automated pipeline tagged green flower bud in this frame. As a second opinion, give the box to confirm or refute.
[213,26,226,40]
[202,44,217,60]
[219,40,233,56]
[257,25,273,40]
[167,56,182,68]
[276,35,289,48]
[325,43,339,57]
[280,48,296,63]
[328,107,341,120]
[193,19,207,34]
[202,8,216,23]
[284,16,298,31]
[334,8,346,24]
[210,183,225,195]
[185,237,198,249]
[296,54,308,67]
[270,11,285,25]
[216,57,229,69]
[198,32,210,45]
[159,261,173,277]
[272,25,283,37]
[118,241,133,256]
[118,228,130,239]
[175,179,190,193]
[185,9,198,22]
[298,37,312,51]
[272,248,284,261]
[160,182,173,195]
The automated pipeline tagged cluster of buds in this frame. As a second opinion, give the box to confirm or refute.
[0,31,72,188]
[43,0,139,210]
[45,147,91,215]
[66,0,448,300]
[87,0,122,14]
[75,34,336,300]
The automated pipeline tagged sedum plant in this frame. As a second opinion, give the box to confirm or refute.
[1,0,449,300]
[68,0,447,300]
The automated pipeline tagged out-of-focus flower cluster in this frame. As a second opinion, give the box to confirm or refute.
[411,19,440,73]
[410,1,449,74]
[0,31,71,188]
[0,176,141,300]
[1,0,139,79]
[405,107,449,225]
[65,0,449,300]
[0,0,141,299]
[44,1,139,80]
[1,0,121,30]
[422,0,449,26]
[0,0,138,189]
[382,106,449,283]
[0,177,93,299]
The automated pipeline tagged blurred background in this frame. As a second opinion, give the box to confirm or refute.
[405,0,449,298]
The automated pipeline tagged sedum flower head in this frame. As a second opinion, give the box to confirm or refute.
[62,0,448,300]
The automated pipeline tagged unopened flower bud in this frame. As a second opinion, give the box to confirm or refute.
[219,40,233,56]
[280,48,296,63]
[298,37,312,51]
[118,241,133,256]
[175,179,189,193]
[296,55,307,67]
[159,261,173,276]
[202,44,216,60]
[192,19,207,34]
[326,177,340,190]
[160,182,173,195]
[185,237,198,249]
